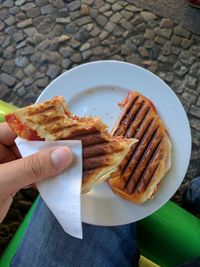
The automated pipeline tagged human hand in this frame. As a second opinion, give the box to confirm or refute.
[0,122,73,223]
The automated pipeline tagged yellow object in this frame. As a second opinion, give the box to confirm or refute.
[139,255,160,267]
[0,100,17,122]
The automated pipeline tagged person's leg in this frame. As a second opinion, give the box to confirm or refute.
[182,177,200,215]
[187,0,200,8]
[11,198,140,267]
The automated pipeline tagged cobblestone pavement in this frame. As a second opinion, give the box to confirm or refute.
[0,0,200,255]
[131,0,200,35]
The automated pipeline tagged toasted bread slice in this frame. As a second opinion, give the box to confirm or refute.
[109,91,172,204]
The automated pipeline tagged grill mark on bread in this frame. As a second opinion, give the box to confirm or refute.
[124,126,160,190]
[69,132,109,146]
[28,105,57,115]
[115,100,144,136]
[121,120,157,183]
[83,154,113,171]
[38,115,65,125]
[125,135,162,194]
[83,141,124,158]
[68,127,100,137]
[126,105,150,138]
[133,140,162,193]
[49,125,74,134]
[113,95,139,136]
[136,164,159,193]
[119,109,153,171]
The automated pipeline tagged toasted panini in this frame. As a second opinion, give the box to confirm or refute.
[109,91,172,204]
[6,96,136,193]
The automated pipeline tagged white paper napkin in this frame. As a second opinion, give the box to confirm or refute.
[15,138,83,239]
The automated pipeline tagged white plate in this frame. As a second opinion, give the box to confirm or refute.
[37,60,191,226]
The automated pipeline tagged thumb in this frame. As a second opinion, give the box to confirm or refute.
[0,146,73,197]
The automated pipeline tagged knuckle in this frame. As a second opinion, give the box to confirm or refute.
[24,155,43,181]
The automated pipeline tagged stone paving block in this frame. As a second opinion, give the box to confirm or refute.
[3,0,14,8]
[80,5,89,16]
[196,96,200,106]
[24,64,35,75]
[105,21,115,32]
[5,16,15,26]
[120,18,132,31]
[0,21,5,31]
[71,53,82,63]
[1,60,14,74]
[143,29,155,39]
[125,39,137,52]
[117,1,128,7]
[131,15,143,26]
[189,62,200,77]
[35,77,49,87]
[159,18,173,29]
[17,18,33,28]
[140,11,157,22]
[99,31,109,40]
[191,118,200,132]
[190,105,200,118]
[82,50,92,60]
[121,10,133,20]
[182,89,198,107]
[13,30,24,43]
[21,3,36,11]
[171,35,181,45]
[82,0,94,4]
[173,61,188,77]
[182,75,198,89]
[0,73,16,86]
[15,0,26,6]
[136,22,146,33]
[179,51,196,66]
[47,64,61,79]
[16,12,26,22]
[99,4,110,13]
[174,26,191,38]
[181,38,192,49]
[9,6,20,15]
[41,5,54,15]
[154,27,172,39]
[125,5,141,12]
[76,16,92,26]
[96,15,108,27]
[68,1,81,11]
[15,56,28,67]
[37,18,55,33]
[36,0,48,6]
[110,13,122,23]
[3,46,15,59]
[112,3,122,11]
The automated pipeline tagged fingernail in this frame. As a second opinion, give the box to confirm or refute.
[51,147,73,169]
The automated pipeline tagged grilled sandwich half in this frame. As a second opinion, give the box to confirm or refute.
[6,96,136,193]
[109,91,172,204]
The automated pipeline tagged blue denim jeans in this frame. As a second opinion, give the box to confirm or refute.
[11,198,140,267]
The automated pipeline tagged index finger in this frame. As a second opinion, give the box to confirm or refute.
[0,122,17,146]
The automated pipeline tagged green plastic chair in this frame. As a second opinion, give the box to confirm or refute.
[0,100,200,267]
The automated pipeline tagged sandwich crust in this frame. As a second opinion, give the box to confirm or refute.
[108,91,172,204]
